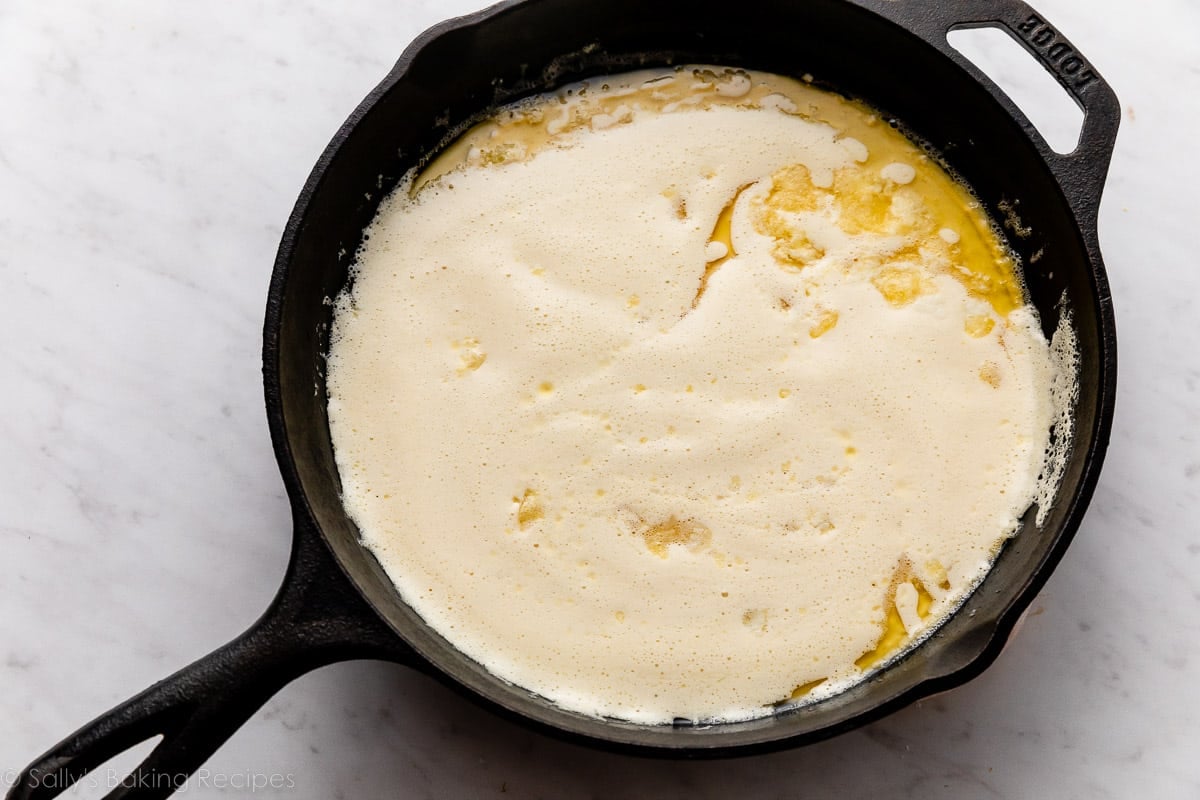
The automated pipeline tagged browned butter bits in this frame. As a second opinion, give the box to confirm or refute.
[327,67,1077,724]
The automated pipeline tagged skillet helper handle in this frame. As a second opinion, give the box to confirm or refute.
[870,0,1121,228]
[8,520,418,800]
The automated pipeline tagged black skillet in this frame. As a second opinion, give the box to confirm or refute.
[11,0,1119,796]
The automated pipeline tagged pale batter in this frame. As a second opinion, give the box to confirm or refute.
[326,68,1072,723]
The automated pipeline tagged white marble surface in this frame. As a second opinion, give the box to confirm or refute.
[2,0,1197,797]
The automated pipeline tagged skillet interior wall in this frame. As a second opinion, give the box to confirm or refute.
[271,0,1106,751]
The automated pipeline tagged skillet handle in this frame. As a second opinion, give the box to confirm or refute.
[867,0,1120,229]
[7,517,419,800]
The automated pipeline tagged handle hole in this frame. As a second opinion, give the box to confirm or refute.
[948,26,1084,155]
[50,736,162,799]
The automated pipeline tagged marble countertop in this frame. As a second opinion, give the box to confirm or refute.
[3,1,1197,797]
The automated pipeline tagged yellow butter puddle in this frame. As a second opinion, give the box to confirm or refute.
[853,569,937,672]
[692,182,749,307]
[778,560,942,707]
[416,66,1024,318]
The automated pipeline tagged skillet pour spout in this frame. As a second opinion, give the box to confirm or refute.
[9,0,1117,796]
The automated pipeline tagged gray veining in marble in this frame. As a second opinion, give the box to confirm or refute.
[3,1,1198,797]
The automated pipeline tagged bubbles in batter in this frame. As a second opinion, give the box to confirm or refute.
[327,67,1074,724]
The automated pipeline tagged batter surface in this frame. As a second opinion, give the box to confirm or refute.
[327,68,1068,723]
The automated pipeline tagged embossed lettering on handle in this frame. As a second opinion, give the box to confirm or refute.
[864,0,1121,224]
[1014,14,1099,91]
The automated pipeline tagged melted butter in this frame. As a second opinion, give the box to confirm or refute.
[782,565,938,700]
[638,515,713,558]
[854,562,937,672]
[421,68,1023,316]
[755,151,1021,315]
[452,336,487,373]
[693,184,749,307]
[515,489,544,529]
[785,677,828,702]
[809,309,839,339]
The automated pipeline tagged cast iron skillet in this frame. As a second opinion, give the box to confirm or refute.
[11,0,1118,796]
